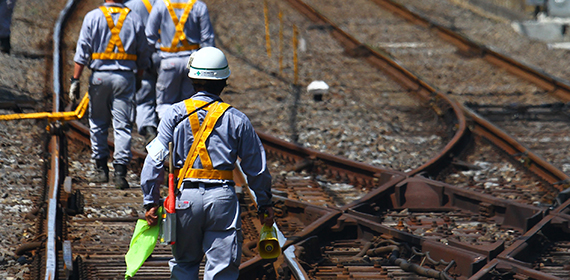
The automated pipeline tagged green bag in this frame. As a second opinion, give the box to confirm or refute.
[125,206,163,279]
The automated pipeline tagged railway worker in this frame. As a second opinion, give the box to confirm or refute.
[140,47,274,280]
[69,0,151,189]
[125,0,160,145]
[0,0,17,54]
[145,0,215,120]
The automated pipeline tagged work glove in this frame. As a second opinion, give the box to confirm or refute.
[69,77,80,104]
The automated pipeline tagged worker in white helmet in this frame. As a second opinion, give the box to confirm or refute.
[125,0,160,145]
[145,0,215,120]
[140,47,274,280]
[70,0,151,189]
[0,0,16,54]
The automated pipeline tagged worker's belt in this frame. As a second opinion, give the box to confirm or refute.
[160,44,199,53]
[93,69,134,72]
[182,181,234,189]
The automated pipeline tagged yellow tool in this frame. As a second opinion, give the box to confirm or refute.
[0,93,89,122]
[258,221,280,259]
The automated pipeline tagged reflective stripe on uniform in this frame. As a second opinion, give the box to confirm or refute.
[176,100,233,188]
[91,6,138,61]
[160,0,200,53]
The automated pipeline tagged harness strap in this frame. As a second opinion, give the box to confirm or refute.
[176,100,233,189]
[160,0,200,53]
[142,0,153,13]
[92,6,138,61]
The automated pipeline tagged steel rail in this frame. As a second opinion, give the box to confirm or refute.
[370,0,570,103]
[45,0,79,278]
[463,105,570,190]
[469,259,561,280]
[67,120,148,160]
[283,0,570,194]
[257,131,406,186]
[283,0,468,179]
[48,0,570,278]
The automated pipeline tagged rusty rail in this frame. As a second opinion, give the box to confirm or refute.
[38,0,570,278]
[283,0,570,196]
[284,0,468,180]
[463,106,570,189]
[369,0,570,103]
[42,0,81,278]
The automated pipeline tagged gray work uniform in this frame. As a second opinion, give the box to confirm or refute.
[74,2,151,165]
[125,0,159,134]
[140,92,272,280]
[145,0,215,119]
[0,0,16,38]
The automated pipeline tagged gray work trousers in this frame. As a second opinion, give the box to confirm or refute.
[155,55,195,120]
[170,184,242,280]
[135,70,158,133]
[0,0,16,38]
[88,70,135,165]
[135,53,160,133]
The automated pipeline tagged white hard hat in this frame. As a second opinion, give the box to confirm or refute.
[187,47,230,80]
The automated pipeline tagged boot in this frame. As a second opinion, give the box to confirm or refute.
[114,164,129,190]
[92,158,109,183]
[0,37,10,54]
[144,126,158,146]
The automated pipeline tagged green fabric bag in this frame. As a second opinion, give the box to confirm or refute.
[125,206,163,279]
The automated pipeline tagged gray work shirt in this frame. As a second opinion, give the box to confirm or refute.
[73,2,150,71]
[125,0,156,24]
[140,92,272,207]
[145,0,215,58]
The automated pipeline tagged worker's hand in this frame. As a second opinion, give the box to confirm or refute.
[258,205,274,227]
[145,205,159,226]
[69,78,80,104]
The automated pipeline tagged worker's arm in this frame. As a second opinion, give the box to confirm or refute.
[72,62,84,80]
[140,103,186,225]
[198,3,215,47]
[70,13,92,104]
[236,117,274,226]
[144,2,162,52]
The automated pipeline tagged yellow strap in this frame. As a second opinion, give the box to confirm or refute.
[91,6,137,61]
[161,0,199,53]
[0,93,89,122]
[185,99,208,135]
[159,44,199,52]
[176,100,233,188]
[91,53,137,60]
[188,102,232,171]
[186,169,234,180]
[141,0,153,13]
[185,100,218,170]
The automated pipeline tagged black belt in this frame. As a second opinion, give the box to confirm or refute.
[182,181,234,189]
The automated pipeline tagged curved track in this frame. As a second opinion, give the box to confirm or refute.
[3,0,570,279]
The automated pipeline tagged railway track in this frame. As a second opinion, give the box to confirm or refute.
[2,0,570,279]
[291,0,570,190]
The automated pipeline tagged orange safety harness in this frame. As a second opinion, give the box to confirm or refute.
[175,99,233,189]
[92,6,138,61]
[141,0,153,13]
[160,0,200,53]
